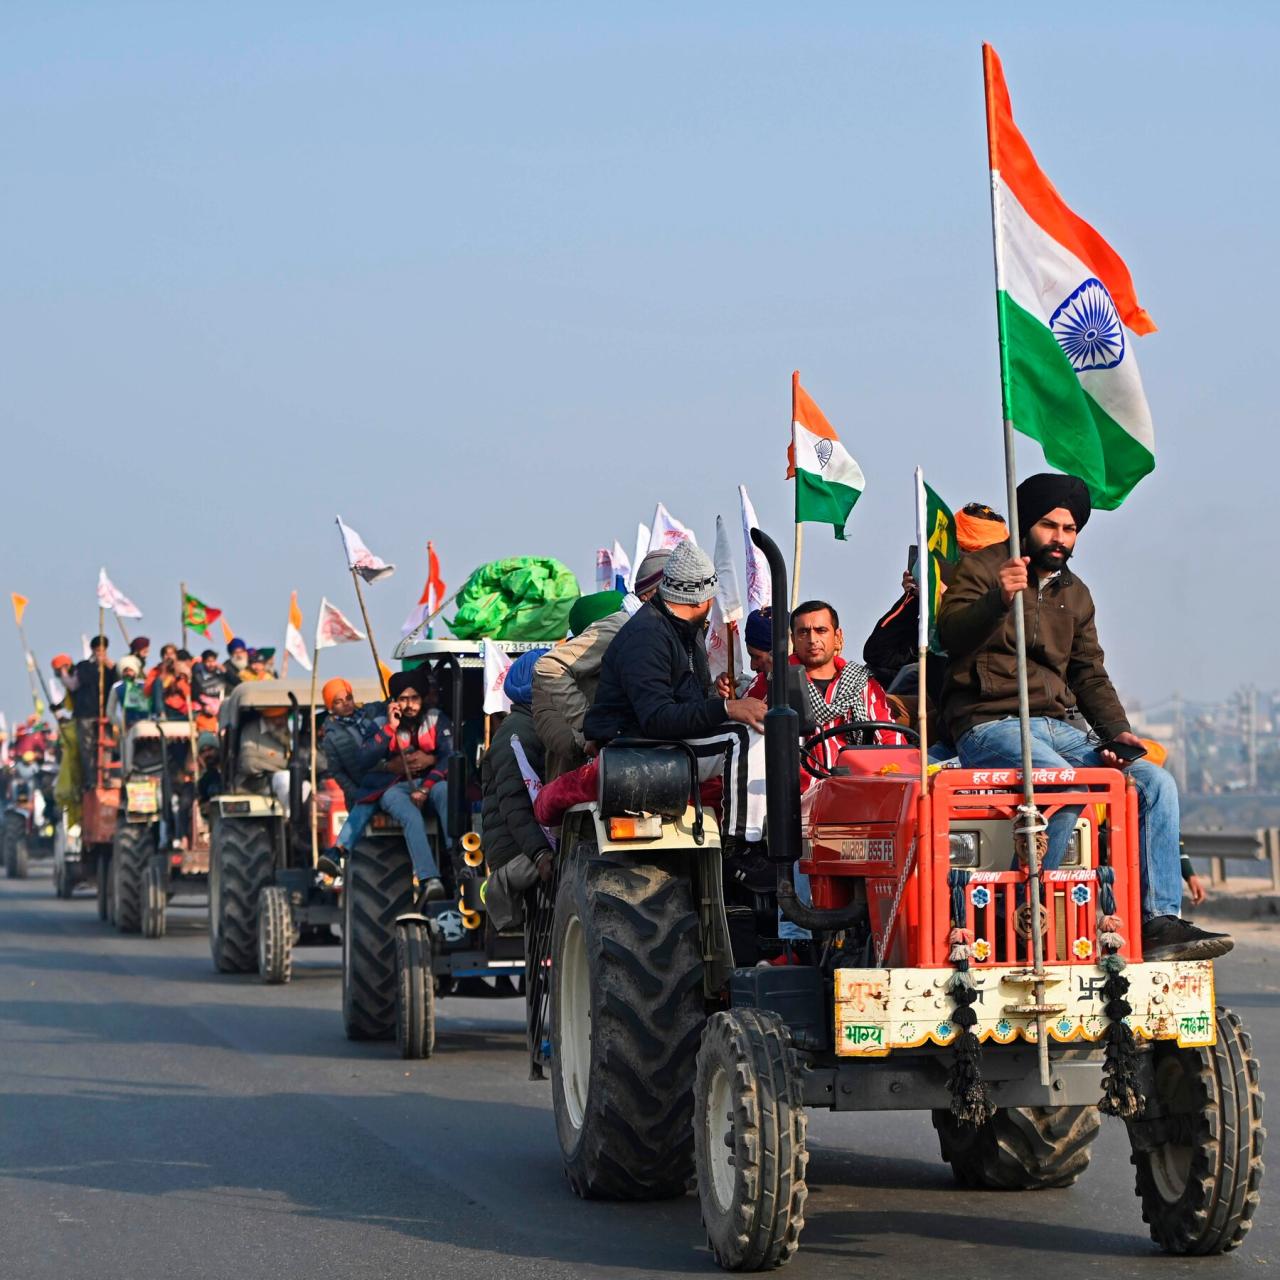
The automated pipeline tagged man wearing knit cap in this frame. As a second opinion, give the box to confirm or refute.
[938,472,1230,962]
[533,552,670,780]
[584,540,769,846]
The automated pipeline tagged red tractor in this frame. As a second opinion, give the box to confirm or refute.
[532,528,1263,1268]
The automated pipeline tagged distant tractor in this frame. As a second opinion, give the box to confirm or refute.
[531,528,1264,1267]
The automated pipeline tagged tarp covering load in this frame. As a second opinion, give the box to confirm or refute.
[449,557,580,641]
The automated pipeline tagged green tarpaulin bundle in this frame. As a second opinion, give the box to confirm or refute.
[449,557,581,641]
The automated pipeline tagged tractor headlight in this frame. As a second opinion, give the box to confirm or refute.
[949,831,980,868]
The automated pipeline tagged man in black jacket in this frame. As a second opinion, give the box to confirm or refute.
[584,540,768,846]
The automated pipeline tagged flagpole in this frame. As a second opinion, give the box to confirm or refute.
[14,616,46,718]
[180,582,188,652]
[113,612,131,650]
[349,570,388,698]
[913,469,930,790]
[984,42,1049,1087]
[791,370,804,611]
[308,645,320,868]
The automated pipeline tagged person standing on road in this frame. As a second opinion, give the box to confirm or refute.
[937,472,1231,962]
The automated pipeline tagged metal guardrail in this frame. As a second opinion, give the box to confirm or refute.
[1181,828,1280,891]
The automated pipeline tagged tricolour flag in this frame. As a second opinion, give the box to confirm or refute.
[337,516,395,583]
[98,569,143,619]
[738,485,771,613]
[284,590,312,672]
[182,591,221,635]
[787,372,865,540]
[401,541,447,637]
[985,44,1155,509]
[315,598,365,649]
[481,639,512,715]
[10,594,28,627]
[648,503,696,552]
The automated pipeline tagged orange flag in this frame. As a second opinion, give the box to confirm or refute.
[220,618,235,645]
[10,594,28,627]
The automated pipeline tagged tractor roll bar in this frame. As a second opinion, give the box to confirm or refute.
[750,526,870,933]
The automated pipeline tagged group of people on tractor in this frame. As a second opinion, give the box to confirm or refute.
[474,470,1231,967]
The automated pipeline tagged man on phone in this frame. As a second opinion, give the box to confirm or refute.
[938,472,1231,962]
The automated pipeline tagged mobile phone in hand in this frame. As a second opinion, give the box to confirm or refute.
[1097,738,1147,764]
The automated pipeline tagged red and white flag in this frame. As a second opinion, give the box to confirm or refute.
[315,597,365,650]
[97,568,143,619]
[401,541,447,636]
[594,548,614,593]
[738,485,771,613]
[336,516,395,584]
[647,503,696,552]
[481,640,512,715]
[284,590,312,671]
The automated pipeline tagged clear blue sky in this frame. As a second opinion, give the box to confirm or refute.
[2,2,1274,722]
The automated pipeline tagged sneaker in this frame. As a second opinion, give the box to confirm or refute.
[416,877,447,909]
[316,849,345,877]
[1141,914,1234,962]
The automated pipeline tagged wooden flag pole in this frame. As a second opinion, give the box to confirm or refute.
[790,524,804,613]
[726,619,738,696]
[790,371,803,611]
[14,617,46,717]
[913,469,930,792]
[114,612,131,650]
[349,569,388,698]
[308,645,321,868]
[179,582,188,651]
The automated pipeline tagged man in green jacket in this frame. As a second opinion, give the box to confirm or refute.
[938,472,1230,963]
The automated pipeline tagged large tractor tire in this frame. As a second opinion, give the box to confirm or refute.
[396,919,436,1060]
[53,858,71,899]
[112,822,156,935]
[694,1009,809,1270]
[4,813,29,879]
[932,1105,1101,1190]
[256,884,294,985]
[208,817,274,974]
[1128,1006,1265,1254]
[96,849,111,921]
[551,835,705,1200]
[141,856,167,939]
[342,835,414,1040]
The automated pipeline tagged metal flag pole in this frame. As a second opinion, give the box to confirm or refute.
[984,43,1050,1087]
[179,582,188,652]
[913,468,930,790]
[790,371,804,611]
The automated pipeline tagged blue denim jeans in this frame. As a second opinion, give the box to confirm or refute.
[778,865,812,942]
[341,783,450,851]
[955,716,1182,920]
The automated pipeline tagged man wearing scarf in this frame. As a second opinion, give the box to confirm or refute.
[938,472,1230,962]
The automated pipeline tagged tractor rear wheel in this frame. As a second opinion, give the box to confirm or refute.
[551,832,705,1200]
[694,1009,809,1270]
[932,1105,1101,1190]
[257,884,294,984]
[342,835,414,1040]
[113,822,155,935]
[141,856,167,939]
[1128,1006,1264,1254]
[208,818,274,973]
[396,919,436,1059]
[4,813,29,879]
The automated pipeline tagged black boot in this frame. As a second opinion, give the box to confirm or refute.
[1141,914,1233,962]
[416,877,446,910]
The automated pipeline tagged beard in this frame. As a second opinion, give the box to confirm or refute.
[1027,536,1072,574]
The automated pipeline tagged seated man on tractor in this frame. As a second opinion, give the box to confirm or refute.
[583,540,768,851]
[532,549,671,780]
[937,471,1231,963]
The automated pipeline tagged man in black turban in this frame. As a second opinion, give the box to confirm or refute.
[937,471,1232,962]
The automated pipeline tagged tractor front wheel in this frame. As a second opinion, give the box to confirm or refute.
[932,1104,1101,1190]
[1128,1006,1264,1254]
[395,919,436,1059]
[141,856,167,939]
[694,1009,809,1271]
[257,884,294,984]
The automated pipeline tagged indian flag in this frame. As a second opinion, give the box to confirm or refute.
[985,44,1156,510]
[787,372,865,540]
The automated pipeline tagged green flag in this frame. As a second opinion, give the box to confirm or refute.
[182,592,222,637]
[915,476,959,653]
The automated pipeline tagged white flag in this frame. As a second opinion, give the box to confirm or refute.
[648,503,696,553]
[738,484,771,613]
[610,540,631,593]
[314,597,365,650]
[629,522,651,590]
[510,732,557,849]
[284,591,312,671]
[336,516,395,583]
[97,567,143,619]
[81,634,92,660]
[481,640,512,715]
[706,596,744,687]
[713,516,744,624]
[594,548,614,593]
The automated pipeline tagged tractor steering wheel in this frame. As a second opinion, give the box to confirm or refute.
[800,720,920,781]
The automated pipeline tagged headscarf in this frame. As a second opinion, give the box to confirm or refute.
[322,677,353,711]
[118,655,143,678]
[227,637,247,655]
[744,607,773,652]
[51,653,73,671]
[568,590,624,637]
[387,670,417,699]
[503,648,550,707]
[1016,473,1092,538]
[130,636,151,655]
[956,503,1010,553]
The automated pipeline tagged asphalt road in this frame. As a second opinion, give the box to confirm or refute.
[1,868,1275,1280]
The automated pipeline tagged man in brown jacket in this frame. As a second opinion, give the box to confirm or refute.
[938,472,1230,962]
[533,550,670,778]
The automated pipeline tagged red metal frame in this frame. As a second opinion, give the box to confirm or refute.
[802,759,1143,969]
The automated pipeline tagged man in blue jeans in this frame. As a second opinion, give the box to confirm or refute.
[938,472,1230,963]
